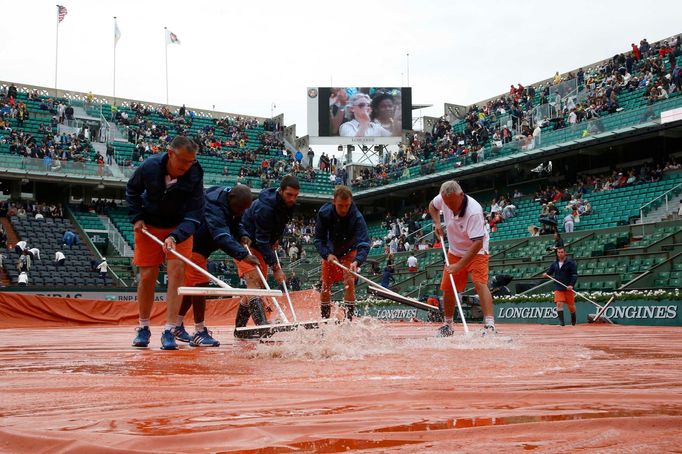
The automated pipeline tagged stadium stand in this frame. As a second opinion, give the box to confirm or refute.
[351,39,682,189]
[5,209,113,287]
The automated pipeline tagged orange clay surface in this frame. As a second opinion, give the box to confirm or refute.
[0,295,681,453]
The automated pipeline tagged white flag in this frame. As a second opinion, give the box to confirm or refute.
[114,20,121,46]
[165,29,180,45]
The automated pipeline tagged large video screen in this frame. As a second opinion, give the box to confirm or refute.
[307,87,412,145]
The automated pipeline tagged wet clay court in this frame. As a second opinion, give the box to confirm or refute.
[1,317,681,453]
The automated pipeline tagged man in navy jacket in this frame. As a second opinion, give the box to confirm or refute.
[543,246,579,326]
[314,185,369,320]
[173,184,260,347]
[238,175,300,326]
[126,136,204,350]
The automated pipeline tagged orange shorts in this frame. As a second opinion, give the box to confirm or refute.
[133,225,193,267]
[554,289,575,305]
[321,251,357,287]
[440,253,489,293]
[184,252,209,287]
[234,247,268,278]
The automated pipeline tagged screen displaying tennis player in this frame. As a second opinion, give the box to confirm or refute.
[328,87,404,137]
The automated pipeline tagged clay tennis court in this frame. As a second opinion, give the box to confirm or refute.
[1,294,681,453]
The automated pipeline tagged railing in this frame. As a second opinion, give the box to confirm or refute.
[639,182,682,232]
[66,207,127,288]
[0,79,268,121]
[311,223,436,279]
[0,154,115,178]
[100,215,134,257]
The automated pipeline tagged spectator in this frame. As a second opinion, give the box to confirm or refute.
[563,212,575,233]
[28,247,40,261]
[502,201,517,219]
[288,272,301,291]
[106,143,115,165]
[381,266,395,288]
[307,148,315,168]
[17,250,31,273]
[14,240,28,255]
[55,250,66,266]
[288,243,299,261]
[63,230,79,248]
[96,257,108,284]
[407,253,418,272]
[65,105,74,124]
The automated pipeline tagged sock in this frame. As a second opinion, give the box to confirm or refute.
[571,311,576,326]
[176,315,184,327]
[484,316,495,327]
[343,301,356,321]
[558,311,565,326]
[195,322,205,332]
[320,303,331,319]
[164,323,174,332]
[139,319,150,328]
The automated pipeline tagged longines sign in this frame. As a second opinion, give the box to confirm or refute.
[495,301,681,326]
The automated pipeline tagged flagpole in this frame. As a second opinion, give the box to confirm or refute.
[164,27,169,105]
[55,5,60,95]
[113,17,117,103]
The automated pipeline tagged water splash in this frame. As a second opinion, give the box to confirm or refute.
[236,317,519,361]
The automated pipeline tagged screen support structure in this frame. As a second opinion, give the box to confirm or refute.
[347,144,385,166]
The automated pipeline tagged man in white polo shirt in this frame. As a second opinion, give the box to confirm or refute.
[428,180,495,336]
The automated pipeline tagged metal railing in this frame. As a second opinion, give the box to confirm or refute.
[0,154,115,178]
[100,215,133,257]
[66,207,127,288]
[639,182,682,232]
[310,223,436,280]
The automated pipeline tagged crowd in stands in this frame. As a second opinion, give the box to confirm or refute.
[114,103,329,188]
[519,158,682,236]
[0,86,103,170]
[0,200,64,219]
[485,195,519,234]
[351,35,682,189]
[77,198,120,215]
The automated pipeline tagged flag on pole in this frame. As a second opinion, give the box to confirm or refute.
[114,20,121,46]
[57,5,68,23]
[166,29,180,45]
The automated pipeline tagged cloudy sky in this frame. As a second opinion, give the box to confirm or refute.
[1,0,681,137]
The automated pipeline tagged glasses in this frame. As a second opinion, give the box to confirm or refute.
[354,103,369,108]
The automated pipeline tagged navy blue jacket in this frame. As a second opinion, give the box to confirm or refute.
[547,258,578,290]
[314,202,370,265]
[126,153,204,243]
[192,186,249,260]
[381,268,394,288]
[241,188,295,266]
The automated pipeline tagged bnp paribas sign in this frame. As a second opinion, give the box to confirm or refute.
[495,300,681,326]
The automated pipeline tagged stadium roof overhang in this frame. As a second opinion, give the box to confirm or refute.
[0,168,331,203]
